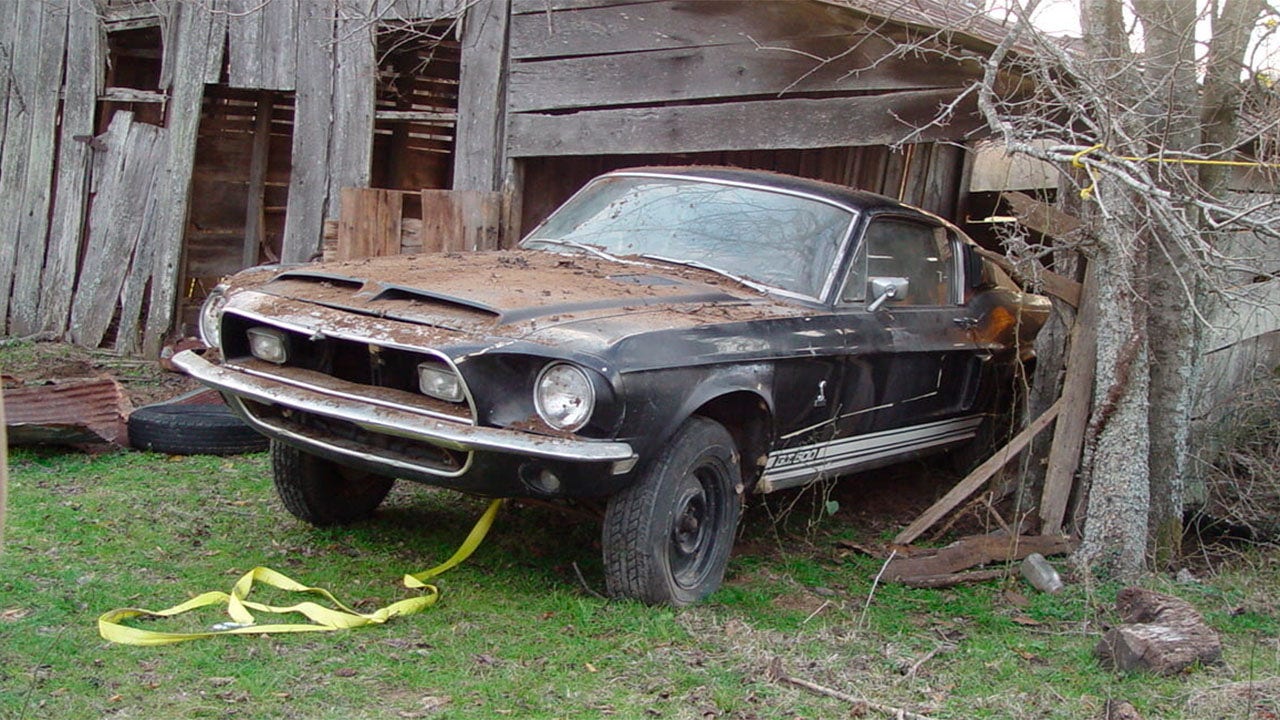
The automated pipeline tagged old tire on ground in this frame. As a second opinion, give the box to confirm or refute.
[271,440,394,526]
[603,416,743,606]
[128,403,269,455]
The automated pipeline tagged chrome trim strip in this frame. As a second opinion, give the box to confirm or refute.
[757,415,982,492]
[173,350,636,465]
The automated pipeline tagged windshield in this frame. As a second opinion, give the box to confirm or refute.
[522,175,856,299]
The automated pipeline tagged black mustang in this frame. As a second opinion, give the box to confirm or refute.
[175,167,1050,606]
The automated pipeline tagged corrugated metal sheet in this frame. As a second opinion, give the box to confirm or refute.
[3,377,131,446]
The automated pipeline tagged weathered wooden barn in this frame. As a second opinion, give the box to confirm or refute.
[0,0,1022,357]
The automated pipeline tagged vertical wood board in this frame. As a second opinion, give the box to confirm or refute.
[0,0,45,330]
[0,0,20,158]
[227,0,297,90]
[1039,264,1098,534]
[114,175,164,355]
[327,0,376,218]
[420,190,502,252]
[7,0,69,336]
[203,0,229,84]
[453,0,510,192]
[243,93,273,267]
[337,188,405,260]
[70,115,163,347]
[280,1,335,264]
[42,1,104,335]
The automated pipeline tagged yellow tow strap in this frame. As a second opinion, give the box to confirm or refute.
[98,499,504,646]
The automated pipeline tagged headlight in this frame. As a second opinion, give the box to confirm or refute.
[534,363,595,432]
[418,362,465,402]
[246,326,289,364]
[198,286,228,348]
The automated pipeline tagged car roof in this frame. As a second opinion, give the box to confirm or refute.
[603,166,932,217]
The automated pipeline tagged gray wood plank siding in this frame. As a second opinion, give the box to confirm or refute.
[2,0,992,349]
[507,35,978,113]
[327,0,377,218]
[453,0,511,192]
[228,0,298,90]
[41,3,104,335]
[280,1,335,264]
[69,114,163,347]
[507,89,984,157]
[2,0,68,336]
[505,1,983,160]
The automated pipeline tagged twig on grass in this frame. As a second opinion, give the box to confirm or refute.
[767,657,940,720]
[571,562,607,600]
[802,600,831,625]
[860,549,896,628]
[903,643,954,681]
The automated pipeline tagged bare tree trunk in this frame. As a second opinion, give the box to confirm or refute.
[1134,0,1201,568]
[1075,208,1151,578]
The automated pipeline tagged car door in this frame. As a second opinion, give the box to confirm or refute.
[829,214,985,458]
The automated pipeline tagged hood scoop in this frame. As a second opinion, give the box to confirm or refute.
[361,282,501,317]
[266,271,500,325]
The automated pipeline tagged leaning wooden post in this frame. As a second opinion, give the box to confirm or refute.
[1038,264,1097,535]
[895,397,1065,545]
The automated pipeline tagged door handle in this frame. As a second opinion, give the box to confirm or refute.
[953,317,979,330]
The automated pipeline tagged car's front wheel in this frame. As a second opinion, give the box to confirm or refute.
[271,441,394,526]
[603,416,743,606]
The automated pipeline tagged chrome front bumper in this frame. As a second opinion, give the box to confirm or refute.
[171,350,637,477]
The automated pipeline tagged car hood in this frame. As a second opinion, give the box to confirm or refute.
[227,250,806,347]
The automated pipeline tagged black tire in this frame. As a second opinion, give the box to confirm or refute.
[271,440,394,526]
[603,416,743,606]
[128,403,269,455]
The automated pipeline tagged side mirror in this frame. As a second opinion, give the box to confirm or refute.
[868,276,908,312]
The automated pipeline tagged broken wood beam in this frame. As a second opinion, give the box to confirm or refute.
[894,397,1064,545]
[897,569,1006,589]
[884,533,1075,581]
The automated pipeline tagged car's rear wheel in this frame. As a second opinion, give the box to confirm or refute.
[603,416,743,606]
[271,441,394,526]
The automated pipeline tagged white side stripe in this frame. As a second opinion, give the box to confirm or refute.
[759,415,982,489]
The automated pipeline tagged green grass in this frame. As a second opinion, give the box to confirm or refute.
[2,448,1279,719]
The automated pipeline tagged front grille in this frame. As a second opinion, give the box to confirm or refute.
[221,312,469,418]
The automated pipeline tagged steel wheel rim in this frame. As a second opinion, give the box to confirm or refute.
[669,463,726,589]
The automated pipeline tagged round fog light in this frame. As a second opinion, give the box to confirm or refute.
[520,463,562,495]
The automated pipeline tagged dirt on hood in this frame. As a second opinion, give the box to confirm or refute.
[230,250,811,339]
